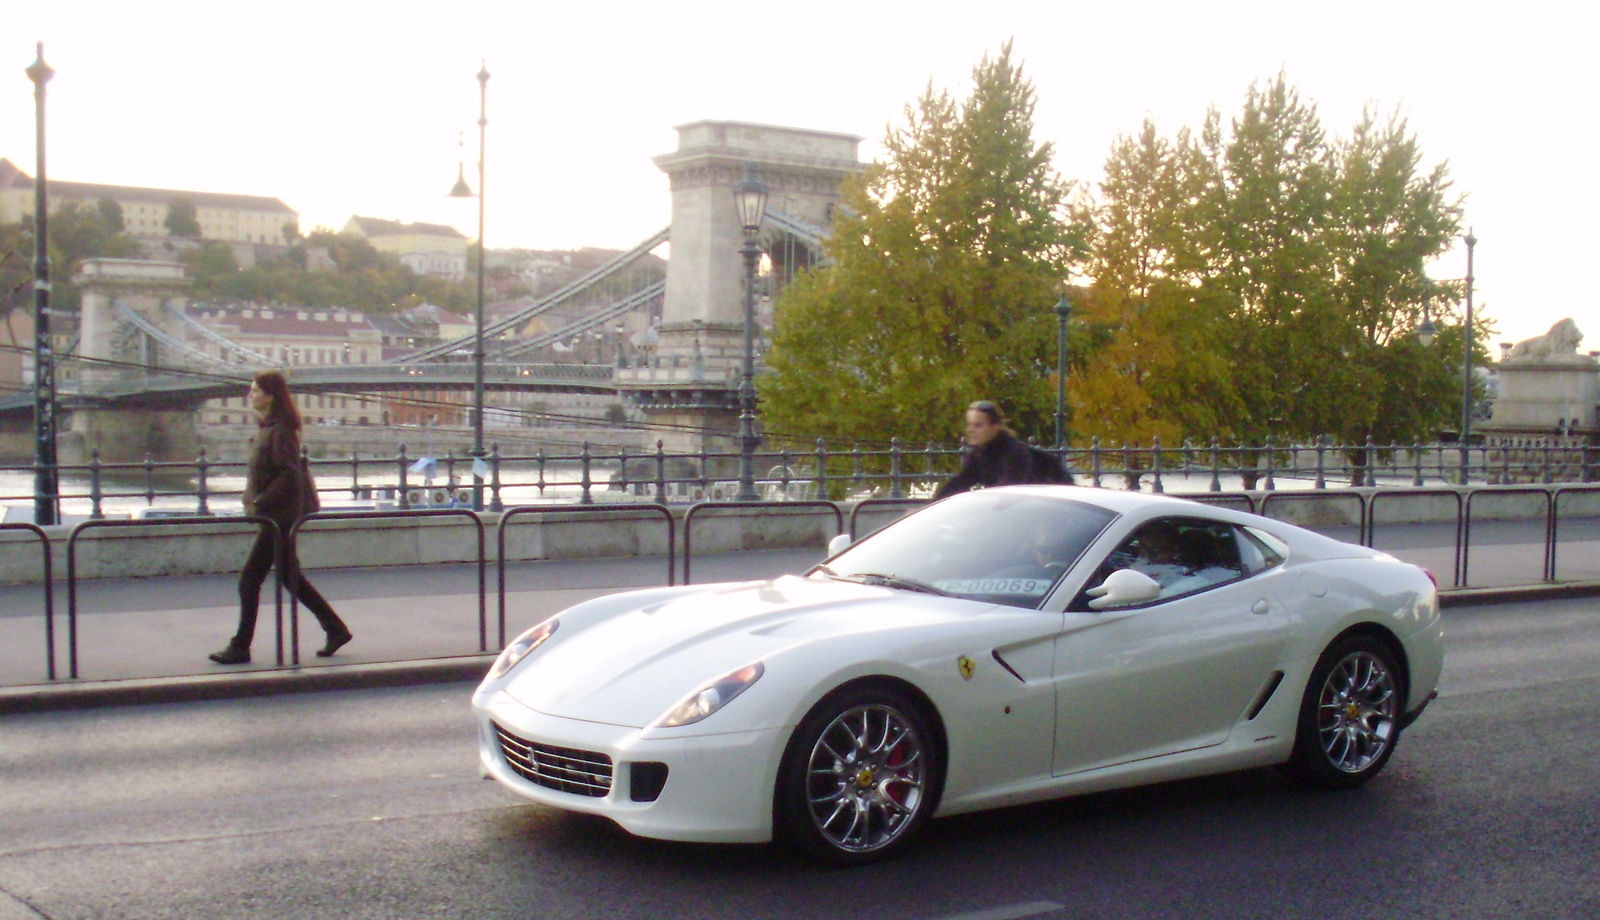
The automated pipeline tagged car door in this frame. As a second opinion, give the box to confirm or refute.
[1051,518,1291,776]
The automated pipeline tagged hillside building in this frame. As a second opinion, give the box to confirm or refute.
[0,158,297,245]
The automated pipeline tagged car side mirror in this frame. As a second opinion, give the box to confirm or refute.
[1086,569,1162,609]
[826,533,852,556]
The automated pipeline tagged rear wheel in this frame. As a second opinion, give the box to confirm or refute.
[1285,634,1406,788]
[775,684,941,865]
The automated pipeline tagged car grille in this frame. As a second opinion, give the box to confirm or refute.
[493,722,614,797]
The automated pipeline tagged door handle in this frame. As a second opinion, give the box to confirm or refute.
[1251,599,1271,615]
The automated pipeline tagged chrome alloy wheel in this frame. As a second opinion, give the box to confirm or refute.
[804,703,928,854]
[1316,650,1398,773]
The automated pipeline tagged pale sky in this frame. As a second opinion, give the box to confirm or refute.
[6,1,1595,349]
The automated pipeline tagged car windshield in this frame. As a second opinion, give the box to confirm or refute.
[817,490,1117,609]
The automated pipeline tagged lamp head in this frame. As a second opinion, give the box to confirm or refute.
[733,162,768,241]
[26,43,53,88]
[1416,317,1437,347]
[449,162,474,198]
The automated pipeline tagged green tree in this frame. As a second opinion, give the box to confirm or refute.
[96,197,125,233]
[1084,73,1466,448]
[165,197,201,238]
[0,222,32,337]
[29,203,141,311]
[762,42,1080,449]
[1075,122,1238,446]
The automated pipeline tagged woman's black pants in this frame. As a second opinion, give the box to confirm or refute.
[231,524,348,648]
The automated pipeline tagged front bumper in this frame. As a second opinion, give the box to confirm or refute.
[472,689,787,843]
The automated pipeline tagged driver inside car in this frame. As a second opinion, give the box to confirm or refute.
[993,517,1077,581]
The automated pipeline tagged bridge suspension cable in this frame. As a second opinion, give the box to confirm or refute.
[387,226,670,364]
[112,299,242,370]
[162,300,276,366]
[763,209,829,250]
[494,280,665,360]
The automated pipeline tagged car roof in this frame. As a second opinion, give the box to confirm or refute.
[975,484,1226,517]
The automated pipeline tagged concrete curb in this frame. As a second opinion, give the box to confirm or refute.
[0,654,496,716]
[1438,580,1600,607]
[5,582,1597,716]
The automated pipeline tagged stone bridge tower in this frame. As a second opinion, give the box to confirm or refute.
[68,259,200,462]
[616,121,863,454]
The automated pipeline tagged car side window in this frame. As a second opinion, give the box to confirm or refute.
[1234,526,1285,575]
[1077,517,1251,609]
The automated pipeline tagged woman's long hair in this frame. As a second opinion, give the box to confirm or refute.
[253,370,302,431]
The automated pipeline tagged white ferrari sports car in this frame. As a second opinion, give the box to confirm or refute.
[472,486,1443,863]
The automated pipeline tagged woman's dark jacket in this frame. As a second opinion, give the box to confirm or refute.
[242,417,319,527]
[935,430,1069,499]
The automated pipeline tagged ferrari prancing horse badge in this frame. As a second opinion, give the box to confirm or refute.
[957,656,976,681]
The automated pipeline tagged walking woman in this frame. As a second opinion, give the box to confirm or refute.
[210,370,352,665]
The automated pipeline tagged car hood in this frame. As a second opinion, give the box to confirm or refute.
[500,574,1030,728]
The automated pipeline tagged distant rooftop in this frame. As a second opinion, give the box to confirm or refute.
[0,158,296,214]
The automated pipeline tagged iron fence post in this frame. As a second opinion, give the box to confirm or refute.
[1264,435,1276,491]
[815,439,828,499]
[489,443,503,512]
[1151,436,1164,493]
[196,446,211,515]
[580,441,593,505]
[889,438,904,499]
[88,449,103,520]
[397,444,410,509]
[654,440,667,506]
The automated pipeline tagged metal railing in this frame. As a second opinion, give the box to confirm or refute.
[682,501,843,584]
[496,504,675,649]
[65,517,285,679]
[0,523,53,681]
[8,486,1600,683]
[288,509,487,665]
[5,436,1596,520]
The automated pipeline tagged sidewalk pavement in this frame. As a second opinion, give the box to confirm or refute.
[2,522,1597,715]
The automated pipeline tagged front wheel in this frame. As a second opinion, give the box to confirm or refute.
[775,684,941,865]
[1284,634,1406,788]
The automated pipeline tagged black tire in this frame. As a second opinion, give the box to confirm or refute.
[1284,634,1407,789]
[774,683,942,865]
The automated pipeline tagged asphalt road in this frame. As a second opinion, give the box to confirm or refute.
[1,597,1597,920]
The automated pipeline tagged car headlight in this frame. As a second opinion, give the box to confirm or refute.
[653,663,765,728]
[486,618,559,681]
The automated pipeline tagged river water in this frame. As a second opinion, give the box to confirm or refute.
[0,464,622,522]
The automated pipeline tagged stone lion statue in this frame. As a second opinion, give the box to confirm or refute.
[1506,318,1585,361]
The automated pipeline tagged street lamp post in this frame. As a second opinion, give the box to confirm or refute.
[732,163,768,502]
[1459,230,1477,484]
[26,43,58,526]
[1053,293,1072,448]
[448,62,489,510]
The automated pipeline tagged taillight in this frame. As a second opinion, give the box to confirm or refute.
[1422,568,1438,588]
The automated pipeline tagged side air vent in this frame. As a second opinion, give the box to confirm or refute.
[1246,671,1285,721]
[990,650,1026,683]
